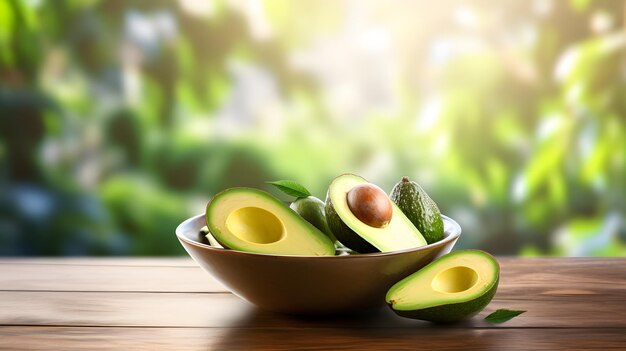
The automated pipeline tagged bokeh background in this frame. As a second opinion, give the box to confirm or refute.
[1,0,625,256]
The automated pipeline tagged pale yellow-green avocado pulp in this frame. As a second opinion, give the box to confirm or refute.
[205,188,335,256]
[386,250,499,312]
[329,174,427,252]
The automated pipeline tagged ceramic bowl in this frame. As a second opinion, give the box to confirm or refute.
[176,213,461,315]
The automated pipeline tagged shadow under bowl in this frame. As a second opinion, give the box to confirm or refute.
[176,214,461,315]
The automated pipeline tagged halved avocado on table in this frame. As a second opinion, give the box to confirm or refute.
[386,250,499,323]
[206,188,335,256]
[325,174,427,253]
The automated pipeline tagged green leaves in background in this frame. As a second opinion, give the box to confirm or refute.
[1,1,625,256]
[484,309,526,324]
[267,180,311,199]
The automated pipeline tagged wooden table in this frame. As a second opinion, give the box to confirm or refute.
[0,258,625,350]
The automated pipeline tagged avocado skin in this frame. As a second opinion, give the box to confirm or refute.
[390,277,499,323]
[325,191,378,253]
[390,177,444,244]
[290,196,337,242]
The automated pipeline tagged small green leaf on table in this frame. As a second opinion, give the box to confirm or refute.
[484,309,526,324]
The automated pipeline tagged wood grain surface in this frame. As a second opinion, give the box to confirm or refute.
[1,257,625,350]
[3,327,626,351]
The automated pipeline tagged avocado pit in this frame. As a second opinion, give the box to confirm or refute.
[346,183,393,228]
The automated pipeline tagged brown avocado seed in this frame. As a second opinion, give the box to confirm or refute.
[347,183,393,228]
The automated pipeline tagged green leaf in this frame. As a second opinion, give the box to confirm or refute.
[266,180,311,198]
[484,309,526,324]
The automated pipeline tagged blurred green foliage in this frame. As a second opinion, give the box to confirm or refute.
[0,0,625,256]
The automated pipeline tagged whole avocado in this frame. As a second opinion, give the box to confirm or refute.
[390,176,444,244]
[290,196,337,243]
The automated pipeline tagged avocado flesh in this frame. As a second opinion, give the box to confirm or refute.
[390,177,444,244]
[386,250,499,323]
[206,188,335,256]
[325,174,427,253]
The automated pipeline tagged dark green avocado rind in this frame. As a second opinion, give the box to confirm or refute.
[325,191,378,253]
[390,277,499,323]
[390,177,444,244]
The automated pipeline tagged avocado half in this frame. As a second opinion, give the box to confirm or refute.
[325,174,427,253]
[386,250,499,323]
[206,188,335,256]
